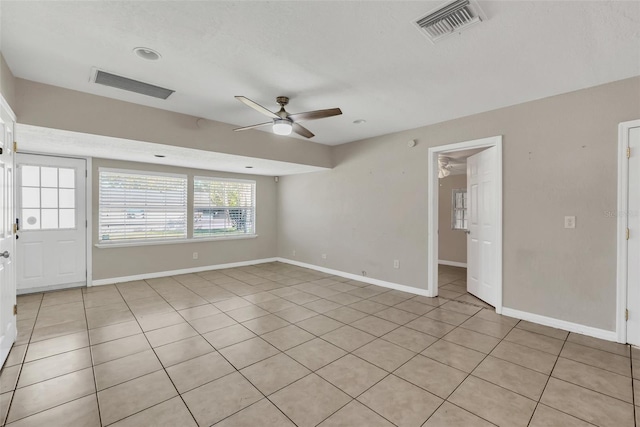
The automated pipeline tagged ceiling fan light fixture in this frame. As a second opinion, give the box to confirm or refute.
[273,119,293,136]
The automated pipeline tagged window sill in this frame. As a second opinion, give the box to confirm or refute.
[95,234,258,249]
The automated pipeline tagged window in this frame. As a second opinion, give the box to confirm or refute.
[194,177,255,238]
[99,169,187,242]
[452,188,468,230]
[21,165,76,230]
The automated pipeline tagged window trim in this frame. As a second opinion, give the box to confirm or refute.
[98,167,188,244]
[192,175,257,239]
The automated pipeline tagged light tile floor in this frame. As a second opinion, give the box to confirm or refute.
[0,263,637,426]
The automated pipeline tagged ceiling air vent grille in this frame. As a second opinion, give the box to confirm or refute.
[92,70,174,100]
[414,0,485,43]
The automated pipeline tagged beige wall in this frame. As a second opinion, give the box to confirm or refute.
[278,76,640,331]
[91,158,277,281]
[14,78,332,169]
[438,174,467,265]
[0,53,16,109]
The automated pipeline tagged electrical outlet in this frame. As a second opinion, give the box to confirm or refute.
[292,249,296,256]
[564,216,576,229]
[192,252,198,260]
[393,260,400,269]
[321,254,327,259]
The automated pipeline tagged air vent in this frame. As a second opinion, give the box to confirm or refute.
[414,0,485,43]
[92,70,174,100]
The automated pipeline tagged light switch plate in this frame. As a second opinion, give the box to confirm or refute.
[564,216,576,229]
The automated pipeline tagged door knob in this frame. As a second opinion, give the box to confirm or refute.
[0,251,9,258]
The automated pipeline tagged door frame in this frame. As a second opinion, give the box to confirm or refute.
[616,119,640,343]
[16,152,93,291]
[427,135,503,312]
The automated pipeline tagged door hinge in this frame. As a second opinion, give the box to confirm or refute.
[13,141,17,153]
[13,304,17,316]
[627,147,631,158]
[627,228,630,240]
[626,309,629,321]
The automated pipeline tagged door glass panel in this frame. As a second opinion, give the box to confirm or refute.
[23,209,40,230]
[59,189,74,208]
[41,167,58,187]
[41,209,58,229]
[22,166,39,187]
[59,209,75,228]
[22,188,40,208]
[20,165,77,230]
[41,188,58,208]
[59,168,75,188]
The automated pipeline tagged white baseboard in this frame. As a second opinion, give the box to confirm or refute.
[438,260,467,268]
[91,258,279,286]
[501,307,618,343]
[276,257,432,297]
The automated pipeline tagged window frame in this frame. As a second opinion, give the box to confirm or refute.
[193,175,257,239]
[98,167,188,244]
[451,188,468,230]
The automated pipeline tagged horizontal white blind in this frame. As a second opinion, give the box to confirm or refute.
[99,169,187,242]
[194,177,255,238]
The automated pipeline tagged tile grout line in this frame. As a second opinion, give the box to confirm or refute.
[2,294,44,426]
[107,280,201,427]
[82,288,104,427]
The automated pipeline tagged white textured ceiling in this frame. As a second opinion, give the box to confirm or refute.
[2,1,639,146]
[17,125,328,176]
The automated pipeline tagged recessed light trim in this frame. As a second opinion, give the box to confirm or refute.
[245,166,254,169]
[133,47,162,61]
[154,154,165,158]
[353,119,366,124]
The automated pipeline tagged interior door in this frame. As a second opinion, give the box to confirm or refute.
[16,154,86,293]
[627,126,640,345]
[0,101,16,367]
[467,147,497,306]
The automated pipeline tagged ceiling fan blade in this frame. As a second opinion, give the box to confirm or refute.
[292,122,315,139]
[288,108,342,122]
[233,122,272,132]
[235,96,279,119]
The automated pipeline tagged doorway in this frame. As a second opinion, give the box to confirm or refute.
[427,136,503,312]
[617,119,640,344]
[16,153,87,294]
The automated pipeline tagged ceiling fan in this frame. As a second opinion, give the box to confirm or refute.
[233,96,342,139]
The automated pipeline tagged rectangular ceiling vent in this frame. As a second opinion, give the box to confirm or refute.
[414,0,486,43]
[92,69,174,100]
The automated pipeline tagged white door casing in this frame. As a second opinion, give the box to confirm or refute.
[0,97,17,367]
[624,124,640,345]
[427,135,502,309]
[467,147,498,307]
[16,154,86,292]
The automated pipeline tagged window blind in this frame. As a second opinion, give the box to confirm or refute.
[99,169,187,242]
[193,177,255,238]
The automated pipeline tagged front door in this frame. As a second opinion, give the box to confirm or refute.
[627,125,640,345]
[0,101,16,367]
[16,154,86,293]
[467,147,498,306]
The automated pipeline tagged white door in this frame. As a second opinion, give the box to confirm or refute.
[467,147,498,306]
[16,154,86,292]
[627,125,640,345]
[0,101,16,367]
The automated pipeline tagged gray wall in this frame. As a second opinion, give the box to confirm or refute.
[0,53,16,109]
[278,76,640,331]
[438,174,467,265]
[91,158,277,281]
[14,78,332,169]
